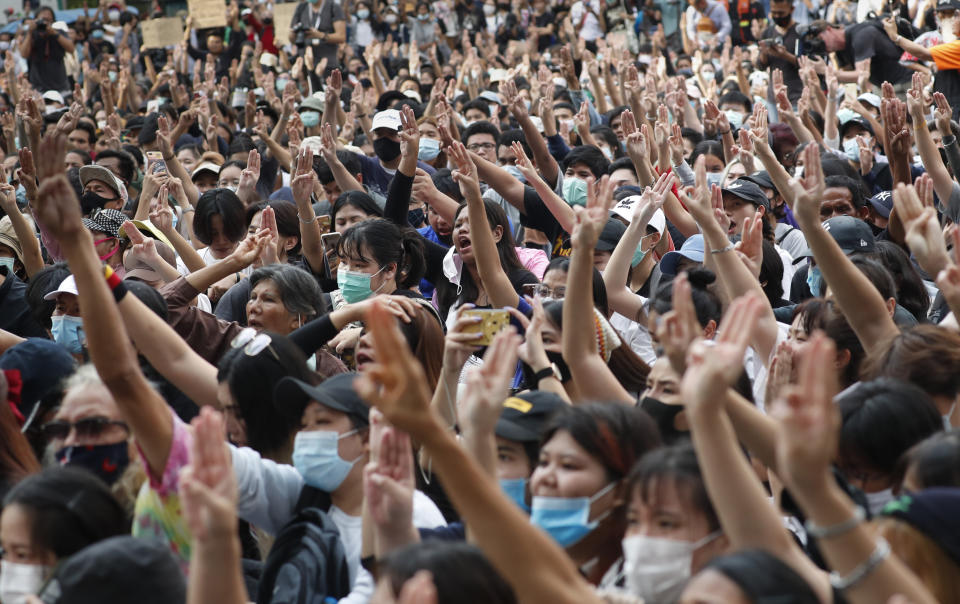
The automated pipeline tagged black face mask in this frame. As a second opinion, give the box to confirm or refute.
[639,396,687,443]
[771,13,792,27]
[80,190,118,214]
[373,137,402,162]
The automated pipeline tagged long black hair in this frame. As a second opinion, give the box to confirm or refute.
[338,218,427,289]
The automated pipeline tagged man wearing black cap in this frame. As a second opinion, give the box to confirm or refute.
[742,170,809,261]
[230,372,446,601]
[721,178,770,236]
[593,218,627,271]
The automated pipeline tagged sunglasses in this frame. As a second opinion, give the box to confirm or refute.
[230,327,280,360]
[41,416,129,441]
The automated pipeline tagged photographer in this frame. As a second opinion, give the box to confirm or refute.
[757,0,802,102]
[807,18,914,90]
[19,6,75,94]
[289,0,346,71]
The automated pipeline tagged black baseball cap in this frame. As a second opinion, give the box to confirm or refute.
[137,113,159,145]
[869,190,894,219]
[794,215,876,263]
[936,0,960,11]
[274,373,370,426]
[38,536,186,604]
[741,170,776,194]
[882,488,960,567]
[596,218,628,252]
[839,114,874,140]
[723,179,770,210]
[495,391,566,443]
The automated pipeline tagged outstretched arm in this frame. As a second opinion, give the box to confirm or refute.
[32,134,172,479]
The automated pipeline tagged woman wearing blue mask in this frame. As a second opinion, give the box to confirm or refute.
[44,275,86,360]
[334,218,426,306]
[529,403,660,585]
[689,141,726,190]
[416,118,447,170]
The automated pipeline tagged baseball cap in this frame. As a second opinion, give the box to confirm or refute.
[741,170,776,193]
[660,234,706,276]
[0,338,75,424]
[137,113,159,145]
[723,179,770,210]
[191,162,221,180]
[881,488,960,567]
[43,274,79,300]
[376,90,408,112]
[123,239,177,283]
[0,216,24,266]
[839,113,874,139]
[259,52,279,68]
[936,0,960,11]
[371,109,402,132]
[298,94,325,113]
[81,209,127,239]
[857,92,882,110]
[869,190,894,219]
[119,219,173,249]
[495,391,566,442]
[794,216,876,262]
[52,21,69,34]
[595,218,627,252]
[42,90,65,105]
[123,115,145,134]
[79,165,127,202]
[610,196,667,235]
[274,373,370,425]
[37,536,186,604]
[478,90,502,105]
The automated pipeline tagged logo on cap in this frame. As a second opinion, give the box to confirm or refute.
[503,397,533,413]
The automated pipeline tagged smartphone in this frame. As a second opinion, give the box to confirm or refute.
[460,309,510,346]
[146,151,167,175]
[317,215,331,234]
[321,231,341,257]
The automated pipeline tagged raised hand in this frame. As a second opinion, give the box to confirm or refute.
[620,109,646,159]
[687,155,715,225]
[149,186,176,235]
[230,231,269,268]
[122,219,160,266]
[655,272,703,375]
[770,332,840,494]
[681,293,764,413]
[896,179,949,275]
[787,143,825,227]
[258,205,281,266]
[156,114,175,159]
[354,300,439,440]
[291,147,317,205]
[180,407,238,544]
[570,175,613,250]
[238,149,261,191]
[17,147,38,201]
[461,329,522,433]
[33,170,83,244]
[447,141,481,201]
[364,424,416,538]
[735,209,764,278]
[398,104,420,160]
[635,171,674,227]
[934,92,953,136]
[511,141,540,184]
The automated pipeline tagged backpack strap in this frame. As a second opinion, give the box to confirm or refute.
[294,485,333,514]
[776,226,796,245]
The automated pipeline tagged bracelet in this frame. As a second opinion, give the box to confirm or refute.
[298,213,319,224]
[104,266,129,302]
[710,243,735,255]
[718,129,731,135]
[829,538,890,591]
[805,505,865,538]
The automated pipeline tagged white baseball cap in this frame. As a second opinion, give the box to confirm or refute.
[611,196,667,235]
[44,275,79,300]
[371,109,402,132]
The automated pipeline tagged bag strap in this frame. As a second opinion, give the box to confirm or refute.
[294,485,333,514]
[776,226,796,245]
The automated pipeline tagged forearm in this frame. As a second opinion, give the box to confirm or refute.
[294,194,324,273]
[467,191,519,308]
[892,36,933,61]
[791,479,938,604]
[188,539,247,604]
[724,390,780,472]
[185,254,246,293]
[528,176,574,233]
[6,209,42,277]
[663,191,700,238]
[518,115,559,186]
[164,226,206,273]
[473,155,527,212]
[914,118,954,201]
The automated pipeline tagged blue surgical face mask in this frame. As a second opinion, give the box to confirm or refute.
[276,78,289,92]
[843,138,861,163]
[338,265,387,304]
[51,315,84,354]
[108,71,118,83]
[530,482,616,547]
[292,429,361,492]
[503,164,526,183]
[724,109,744,131]
[501,478,530,512]
[0,256,14,273]
[806,265,822,297]
[300,111,321,128]
[418,137,442,161]
[357,9,370,18]
[706,172,724,189]
[562,176,589,206]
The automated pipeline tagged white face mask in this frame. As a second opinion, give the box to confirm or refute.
[864,488,894,516]
[0,560,48,604]
[621,531,722,604]
[941,16,958,43]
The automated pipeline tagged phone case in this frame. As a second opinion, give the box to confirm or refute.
[461,310,509,346]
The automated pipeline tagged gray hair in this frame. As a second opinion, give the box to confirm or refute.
[249,264,324,318]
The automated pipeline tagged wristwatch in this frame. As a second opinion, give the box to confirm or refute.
[532,363,562,383]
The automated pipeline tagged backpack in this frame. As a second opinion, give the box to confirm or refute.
[255,487,353,604]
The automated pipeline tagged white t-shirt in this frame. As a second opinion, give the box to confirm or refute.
[570,0,604,41]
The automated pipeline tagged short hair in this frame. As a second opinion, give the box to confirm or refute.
[718,90,753,113]
[824,175,867,209]
[863,324,960,399]
[247,201,302,257]
[65,149,93,165]
[629,441,719,532]
[431,168,463,203]
[462,99,492,118]
[462,121,500,146]
[315,151,362,184]
[71,122,97,145]
[561,145,610,179]
[95,149,136,183]
[608,156,637,177]
[650,268,723,328]
[193,189,247,246]
[331,190,383,224]
[497,129,530,157]
[25,262,72,329]
[249,264,324,319]
[381,542,516,604]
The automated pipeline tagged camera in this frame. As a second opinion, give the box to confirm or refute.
[761,35,783,46]
[292,23,308,47]
[795,23,828,59]
[36,19,47,32]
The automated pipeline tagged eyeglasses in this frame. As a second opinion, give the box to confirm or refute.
[41,417,129,441]
[230,327,280,360]
[523,284,566,299]
[467,142,496,152]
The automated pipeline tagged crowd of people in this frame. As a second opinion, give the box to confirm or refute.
[1,0,960,602]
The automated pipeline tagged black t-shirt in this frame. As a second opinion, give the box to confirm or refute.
[840,22,913,87]
[760,24,802,102]
[291,0,346,68]
[27,31,68,92]
[533,10,555,51]
[935,69,960,122]
[519,186,571,258]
